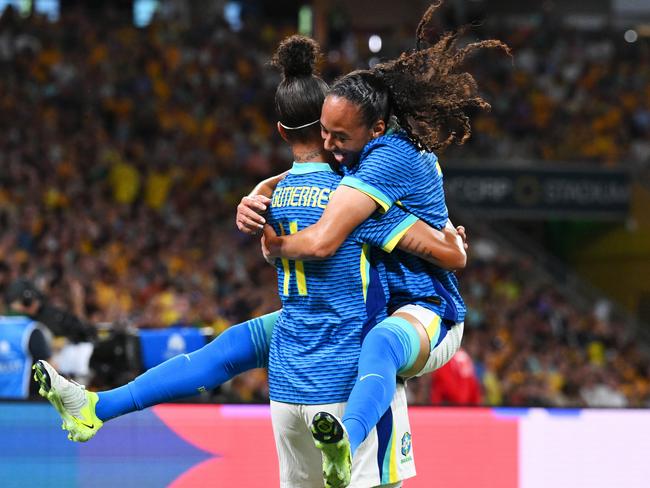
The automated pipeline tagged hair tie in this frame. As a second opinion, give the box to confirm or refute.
[278,119,320,130]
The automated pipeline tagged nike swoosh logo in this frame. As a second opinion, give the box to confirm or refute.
[79,421,94,429]
[359,373,383,381]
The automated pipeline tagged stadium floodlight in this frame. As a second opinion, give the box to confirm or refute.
[369,35,382,53]
[224,2,243,32]
[35,0,60,21]
[298,5,313,36]
[133,0,158,28]
[624,29,638,43]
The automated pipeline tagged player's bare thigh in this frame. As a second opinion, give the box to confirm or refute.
[391,310,430,377]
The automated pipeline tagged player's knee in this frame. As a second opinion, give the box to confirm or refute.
[362,325,403,358]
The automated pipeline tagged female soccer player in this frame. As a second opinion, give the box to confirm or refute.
[33,33,465,488]
[260,4,510,485]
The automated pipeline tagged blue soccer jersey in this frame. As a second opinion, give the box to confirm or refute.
[267,162,418,404]
[340,130,466,323]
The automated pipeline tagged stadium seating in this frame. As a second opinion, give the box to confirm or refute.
[1,5,648,407]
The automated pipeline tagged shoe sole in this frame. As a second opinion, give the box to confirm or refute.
[311,411,343,443]
[33,362,66,415]
[311,412,351,488]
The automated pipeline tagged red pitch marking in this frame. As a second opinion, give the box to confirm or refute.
[153,404,279,487]
[153,404,519,488]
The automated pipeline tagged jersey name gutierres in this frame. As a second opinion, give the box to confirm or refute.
[271,186,332,209]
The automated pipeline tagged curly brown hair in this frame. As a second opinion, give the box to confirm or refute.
[377,2,511,151]
[330,2,511,152]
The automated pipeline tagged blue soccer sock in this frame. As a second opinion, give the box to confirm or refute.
[342,317,420,456]
[95,311,279,421]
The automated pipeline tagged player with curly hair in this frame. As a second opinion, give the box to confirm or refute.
[34,31,467,488]
[261,3,510,485]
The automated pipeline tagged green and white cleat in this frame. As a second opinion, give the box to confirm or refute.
[311,411,352,488]
[33,360,103,442]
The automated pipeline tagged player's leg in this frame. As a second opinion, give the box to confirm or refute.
[310,317,419,485]
[308,383,415,488]
[97,311,278,419]
[270,400,325,488]
[310,409,352,487]
[412,316,464,377]
[343,304,460,454]
[34,311,279,442]
[340,311,428,458]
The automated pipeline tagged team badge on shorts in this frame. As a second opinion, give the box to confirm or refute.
[401,432,412,456]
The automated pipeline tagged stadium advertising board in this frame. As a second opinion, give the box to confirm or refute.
[3,403,649,487]
[444,166,631,219]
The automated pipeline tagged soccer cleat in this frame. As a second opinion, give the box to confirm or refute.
[311,412,352,488]
[33,360,103,442]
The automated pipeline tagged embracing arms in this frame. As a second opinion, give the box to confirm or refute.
[235,171,288,233]
[262,186,467,269]
[237,177,467,270]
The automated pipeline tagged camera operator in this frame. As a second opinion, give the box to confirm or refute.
[5,279,97,384]
[5,279,96,344]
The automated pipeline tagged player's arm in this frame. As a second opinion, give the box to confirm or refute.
[236,171,288,235]
[261,183,468,270]
[350,205,467,270]
[396,221,467,270]
[261,144,431,259]
[250,171,288,199]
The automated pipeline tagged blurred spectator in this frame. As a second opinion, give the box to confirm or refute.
[580,368,629,408]
[0,285,51,399]
[0,261,11,297]
[430,348,482,406]
[6,279,95,343]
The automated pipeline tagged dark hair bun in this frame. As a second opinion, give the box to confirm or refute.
[272,35,321,78]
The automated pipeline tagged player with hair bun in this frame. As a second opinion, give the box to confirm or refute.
[262,34,464,488]
[34,33,466,488]
[261,3,510,486]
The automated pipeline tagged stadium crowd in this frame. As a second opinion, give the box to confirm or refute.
[447,23,650,167]
[426,243,648,408]
[0,6,648,406]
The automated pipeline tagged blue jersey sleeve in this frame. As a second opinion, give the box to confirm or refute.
[340,141,421,212]
[352,205,419,252]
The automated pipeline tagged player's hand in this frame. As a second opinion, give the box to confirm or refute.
[261,224,281,264]
[456,225,468,250]
[236,195,271,235]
